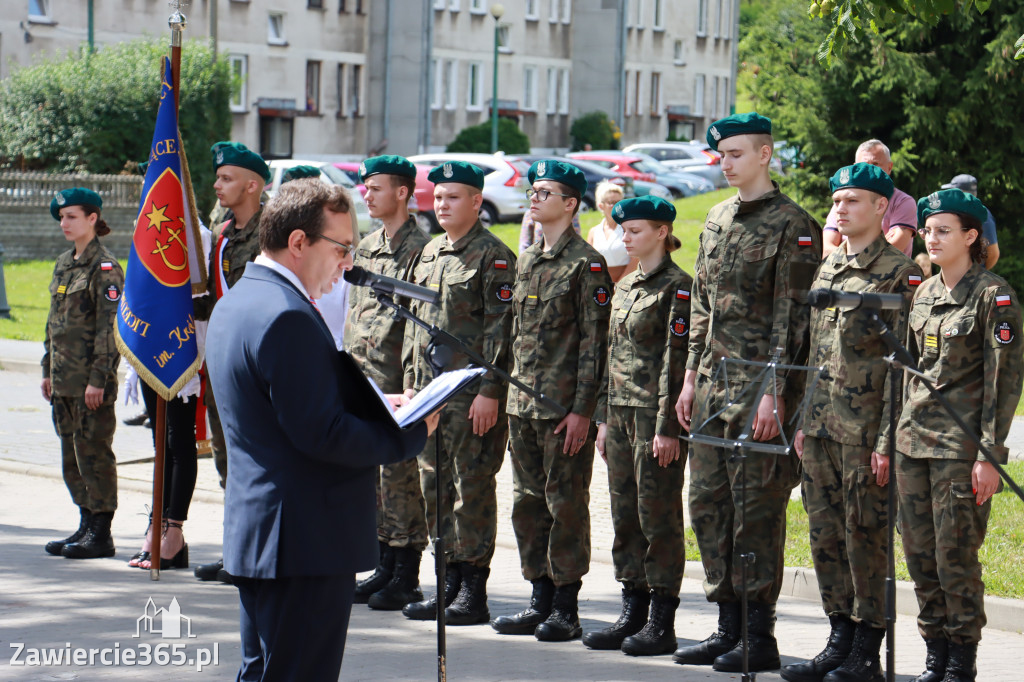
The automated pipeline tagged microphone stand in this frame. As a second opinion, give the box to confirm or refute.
[372,289,566,682]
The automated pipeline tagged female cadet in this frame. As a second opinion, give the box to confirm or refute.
[897,189,1023,682]
[585,196,691,656]
[42,188,124,559]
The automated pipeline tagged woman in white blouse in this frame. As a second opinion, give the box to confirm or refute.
[587,181,637,283]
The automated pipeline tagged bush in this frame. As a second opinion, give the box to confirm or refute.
[570,111,621,151]
[0,39,232,213]
[446,118,530,154]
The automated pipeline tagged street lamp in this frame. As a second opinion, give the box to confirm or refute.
[490,3,505,154]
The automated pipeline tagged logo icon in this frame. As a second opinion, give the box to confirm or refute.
[613,204,624,219]
[928,193,941,209]
[359,162,366,177]
[671,316,688,337]
[839,167,851,184]
[135,597,196,639]
[496,283,513,302]
[593,286,610,306]
[215,151,224,165]
[134,168,190,288]
[443,163,453,178]
[710,126,721,141]
[537,161,547,177]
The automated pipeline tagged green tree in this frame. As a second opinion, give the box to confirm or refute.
[569,111,621,151]
[446,118,530,154]
[0,39,231,212]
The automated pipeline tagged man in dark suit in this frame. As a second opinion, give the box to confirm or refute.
[207,179,438,681]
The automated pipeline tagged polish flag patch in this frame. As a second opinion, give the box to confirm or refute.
[908,274,922,286]
[494,259,508,270]
[996,294,1012,307]
[676,289,690,300]
[100,262,113,271]
[797,236,813,247]
[590,262,603,272]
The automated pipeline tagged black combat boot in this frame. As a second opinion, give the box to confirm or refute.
[621,591,679,656]
[403,562,461,621]
[940,643,977,682]
[674,601,741,665]
[713,601,782,672]
[354,542,395,605]
[491,576,555,635]
[445,564,491,625]
[582,586,650,650]
[62,511,115,559]
[912,638,949,682]
[781,614,856,682]
[823,622,885,682]
[367,547,423,610]
[535,581,583,642]
[45,507,91,556]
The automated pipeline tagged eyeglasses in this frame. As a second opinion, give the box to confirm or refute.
[916,226,969,239]
[319,233,354,257]
[526,188,572,202]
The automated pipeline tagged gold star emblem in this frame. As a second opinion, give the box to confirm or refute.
[145,203,172,233]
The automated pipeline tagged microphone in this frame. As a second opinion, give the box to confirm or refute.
[808,288,904,311]
[344,265,440,306]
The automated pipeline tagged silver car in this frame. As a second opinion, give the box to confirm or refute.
[266,159,372,234]
[408,152,531,227]
[622,142,727,189]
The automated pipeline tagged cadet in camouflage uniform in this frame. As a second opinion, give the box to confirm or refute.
[491,160,613,643]
[192,141,270,583]
[343,156,431,610]
[782,164,922,682]
[583,196,691,657]
[895,189,1022,682]
[41,188,124,560]
[673,114,822,673]
[400,161,516,626]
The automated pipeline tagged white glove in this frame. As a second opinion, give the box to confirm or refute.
[123,366,140,406]
[177,373,202,403]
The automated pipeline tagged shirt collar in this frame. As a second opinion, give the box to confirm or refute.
[377,217,418,255]
[442,220,484,253]
[539,226,577,259]
[944,262,985,306]
[254,253,311,301]
[635,253,674,281]
[838,232,888,271]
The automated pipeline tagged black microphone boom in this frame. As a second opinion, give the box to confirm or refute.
[808,288,904,311]
[344,265,440,306]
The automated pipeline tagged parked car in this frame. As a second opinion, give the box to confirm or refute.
[508,155,635,210]
[266,159,371,233]
[407,152,531,227]
[631,179,674,200]
[566,152,657,184]
[332,162,365,196]
[622,142,727,189]
[568,150,713,198]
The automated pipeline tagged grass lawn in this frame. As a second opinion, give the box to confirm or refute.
[0,260,56,343]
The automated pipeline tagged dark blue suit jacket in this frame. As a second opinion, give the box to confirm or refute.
[207,263,427,579]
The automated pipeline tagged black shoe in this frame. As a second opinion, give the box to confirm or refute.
[122,410,149,426]
[535,581,583,642]
[403,563,461,621]
[781,614,856,682]
[355,542,395,605]
[46,507,91,556]
[491,576,555,635]
[195,558,224,581]
[445,564,490,625]
[912,638,949,682]
[368,548,423,611]
[939,642,977,682]
[674,601,740,665]
[62,512,115,559]
[713,602,782,672]
[582,586,649,650]
[621,592,679,656]
[823,622,885,682]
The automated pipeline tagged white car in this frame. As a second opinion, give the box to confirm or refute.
[407,152,531,227]
[266,159,371,233]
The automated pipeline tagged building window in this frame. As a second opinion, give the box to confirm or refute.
[523,66,538,112]
[549,0,559,23]
[634,70,643,118]
[449,0,460,11]
[268,12,286,45]
[694,74,705,116]
[443,60,457,110]
[433,0,445,9]
[497,25,512,53]
[561,0,572,23]
[28,0,53,22]
[431,59,441,109]
[229,55,248,113]
[673,39,686,65]
[633,0,644,28]
[307,0,323,8]
[306,61,321,112]
[356,0,364,12]
[260,116,293,159]
[467,61,483,110]
[525,0,539,19]
[546,68,558,115]
[653,0,664,29]
[339,0,346,10]
[715,0,724,37]
[559,68,569,114]
[350,64,363,116]
[624,70,634,117]
[650,72,661,116]
[723,77,730,115]
[712,76,720,117]
[696,0,708,37]
[470,0,485,13]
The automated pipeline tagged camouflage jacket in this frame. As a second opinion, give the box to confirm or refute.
[595,254,692,437]
[403,221,516,400]
[801,235,922,452]
[42,238,124,396]
[344,218,429,392]
[194,206,263,321]
[688,183,821,396]
[897,263,1024,463]
[507,228,613,420]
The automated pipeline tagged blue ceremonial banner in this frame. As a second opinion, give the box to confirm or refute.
[115,57,203,400]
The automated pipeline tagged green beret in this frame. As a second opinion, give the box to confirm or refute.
[917,189,988,227]
[527,159,588,196]
[427,161,485,189]
[829,162,895,199]
[50,187,102,221]
[611,196,676,225]
[211,141,271,184]
[281,165,321,184]
[360,155,416,182]
[706,112,772,151]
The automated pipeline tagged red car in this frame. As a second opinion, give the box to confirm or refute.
[564,153,657,184]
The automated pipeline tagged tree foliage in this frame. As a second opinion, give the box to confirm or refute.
[446,118,530,154]
[569,111,621,151]
[0,39,232,211]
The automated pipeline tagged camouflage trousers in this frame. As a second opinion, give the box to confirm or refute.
[689,374,800,603]
[52,395,118,513]
[377,457,429,551]
[605,406,686,595]
[896,455,990,644]
[204,372,227,489]
[418,397,507,567]
[801,436,888,628]
[508,415,595,587]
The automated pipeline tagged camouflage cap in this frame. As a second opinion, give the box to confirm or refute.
[611,195,676,225]
[705,112,772,151]
[917,189,988,226]
[281,165,321,184]
[50,187,103,221]
[527,159,588,196]
[360,155,416,182]
[427,160,485,189]
[211,141,271,183]
[829,162,895,199]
